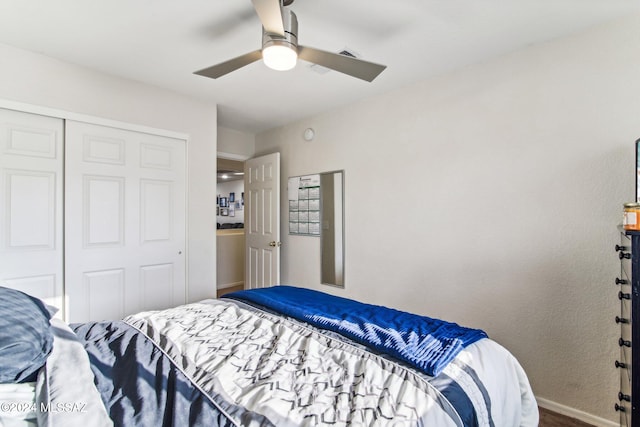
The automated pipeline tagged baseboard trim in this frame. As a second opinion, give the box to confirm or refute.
[536,397,618,427]
[217,281,244,290]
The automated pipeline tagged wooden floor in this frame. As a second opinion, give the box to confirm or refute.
[539,407,595,427]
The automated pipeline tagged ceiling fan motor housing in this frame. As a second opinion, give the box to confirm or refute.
[262,9,298,52]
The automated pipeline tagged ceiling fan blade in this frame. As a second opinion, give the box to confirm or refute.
[251,0,285,36]
[298,46,386,82]
[194,50,262,79]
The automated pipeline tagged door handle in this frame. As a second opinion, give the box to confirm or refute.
[269,241,282,247]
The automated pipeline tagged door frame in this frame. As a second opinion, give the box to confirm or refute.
[0,99,189,140]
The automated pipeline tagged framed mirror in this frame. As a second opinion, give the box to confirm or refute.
[320,170,344,287]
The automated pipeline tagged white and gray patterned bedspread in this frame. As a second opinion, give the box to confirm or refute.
[125,299,538,427]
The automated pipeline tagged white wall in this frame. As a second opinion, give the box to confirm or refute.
[0,43,218,302]
[218,126,255,159]
[255,15,640,424]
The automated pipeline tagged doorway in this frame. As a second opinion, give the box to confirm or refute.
[216,157,245,297]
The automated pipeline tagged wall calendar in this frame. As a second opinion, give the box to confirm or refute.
[288,174,320,236]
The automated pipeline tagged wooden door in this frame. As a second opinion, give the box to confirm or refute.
[0,108,64,311]
[65,121,186,322]
[244,153,280,289]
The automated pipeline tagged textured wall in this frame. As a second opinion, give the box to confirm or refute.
[255,15,640,424]
[218,126,255,159]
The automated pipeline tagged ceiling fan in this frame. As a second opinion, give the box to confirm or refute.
[194,0,387,82]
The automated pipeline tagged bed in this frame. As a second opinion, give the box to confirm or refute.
[0,285,538,427]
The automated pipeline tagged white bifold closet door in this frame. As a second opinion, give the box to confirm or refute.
[64,121,186,323]
[0,108,64,311]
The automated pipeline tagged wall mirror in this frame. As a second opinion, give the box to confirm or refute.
[320,170,344,287]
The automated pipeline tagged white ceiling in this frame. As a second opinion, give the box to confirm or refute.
[0,1,637,134]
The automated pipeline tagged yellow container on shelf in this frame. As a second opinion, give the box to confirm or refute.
[623,202,640,230]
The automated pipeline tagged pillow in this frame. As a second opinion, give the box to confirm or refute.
[36,319,113,427]
[0,287,54,383]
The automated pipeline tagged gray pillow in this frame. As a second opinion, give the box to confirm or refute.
[0,287,54,383]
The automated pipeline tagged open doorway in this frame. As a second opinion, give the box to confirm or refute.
[216,157,245,297]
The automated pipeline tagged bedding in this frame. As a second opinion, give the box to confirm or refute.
[37,319,113,427]
[0,287,54,384]
[225,286,488,376]
[0,289,111,427]
[0,382,37,427]
[1,286,538,426]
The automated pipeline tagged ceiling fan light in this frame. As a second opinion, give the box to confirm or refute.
[262,44,297,71]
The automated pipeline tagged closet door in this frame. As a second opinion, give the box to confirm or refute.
[65,121,186,322]
[0,108,64,311]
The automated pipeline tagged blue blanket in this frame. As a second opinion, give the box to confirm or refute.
[224,286,487,377]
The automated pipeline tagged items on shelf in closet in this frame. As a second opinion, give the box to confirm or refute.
[623,203,640,231]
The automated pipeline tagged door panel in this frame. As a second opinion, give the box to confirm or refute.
[84,268,125,321]
[140,263,174,311]
[0,108,64,310]
[83,135,125,165]
[65,121,186,322]
[5,124,58,158]
[4,275,56,302]
[244,153,280,289]
[140,179,173,242]
[7,171,56,248]
[83,175,125,247]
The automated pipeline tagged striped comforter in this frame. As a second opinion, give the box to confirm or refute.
[118,295,538,426]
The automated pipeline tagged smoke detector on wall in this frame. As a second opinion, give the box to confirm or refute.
[303,128,315,141]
